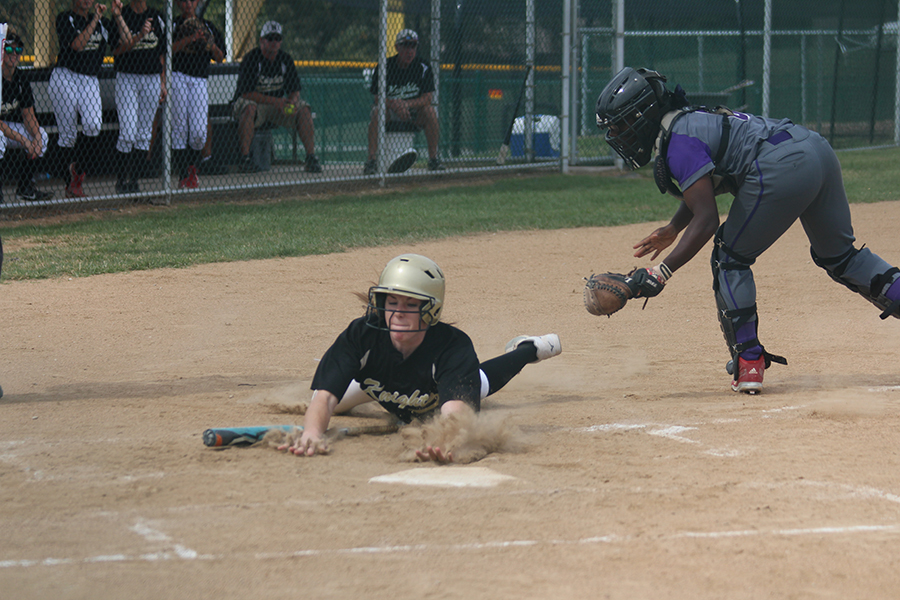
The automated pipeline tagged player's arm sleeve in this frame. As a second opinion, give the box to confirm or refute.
[667,133,715,192]
[368,68,378,96]
[420,64,436,95]
[309,321,367,399]
[156,16,166,58]
[433,332,482,411]
[22,81,36,111]
[211,24,225,52]
[285,58,302,95]
[233,55,256,100]
[57,13,79,50]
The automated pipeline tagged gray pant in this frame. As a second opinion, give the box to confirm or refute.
[716,125,894,318]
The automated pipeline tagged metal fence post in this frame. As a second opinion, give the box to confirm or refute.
[561,0,571,173]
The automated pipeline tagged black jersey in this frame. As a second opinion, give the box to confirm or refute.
[55,10,112,76]
[231,47,302,103]
[112,5,165,75]
[172,16,223,79]
[369,54,435,100]
[1,69,35,124]
[311,318,482,423]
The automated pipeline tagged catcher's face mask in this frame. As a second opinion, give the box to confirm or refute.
[596,67,667,169]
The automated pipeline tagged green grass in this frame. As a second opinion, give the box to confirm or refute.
[2,147,900,281]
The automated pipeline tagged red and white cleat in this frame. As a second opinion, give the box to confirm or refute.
[731,355,765,394]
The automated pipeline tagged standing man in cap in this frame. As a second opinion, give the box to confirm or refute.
[364,28,443,174]
[231,21,321,173]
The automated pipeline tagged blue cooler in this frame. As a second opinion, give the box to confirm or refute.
[510,114,560,158]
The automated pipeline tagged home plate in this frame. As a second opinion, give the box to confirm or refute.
[369,467,516,488]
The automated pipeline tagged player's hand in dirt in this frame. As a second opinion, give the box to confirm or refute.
[415,445,454,463]
[278,431,330,457]
[634,223,678,260]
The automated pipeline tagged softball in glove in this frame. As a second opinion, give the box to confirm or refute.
[583,268,666,317]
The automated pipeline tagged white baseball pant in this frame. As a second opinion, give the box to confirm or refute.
[48,67,102,148]
[170,70,208,151]
[0,122,49,159]
[115,72,159,153]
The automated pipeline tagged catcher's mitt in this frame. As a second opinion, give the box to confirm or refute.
[583,267,666,317]
[176,17,208,54]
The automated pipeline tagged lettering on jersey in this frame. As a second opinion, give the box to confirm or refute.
[256,73,286,95]
[1,98,20,118]
[133,31,159,51]
[388,82,424,100]
[360,378,438,413]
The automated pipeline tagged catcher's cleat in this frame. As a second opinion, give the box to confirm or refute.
[505,334,561,363]
[731,355,765,394]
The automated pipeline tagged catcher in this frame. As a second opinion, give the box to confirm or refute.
[587,67,900,395]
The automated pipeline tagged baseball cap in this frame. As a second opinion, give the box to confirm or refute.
[395,29,418,46]
[260,21,283,39]
[4,32,24,48]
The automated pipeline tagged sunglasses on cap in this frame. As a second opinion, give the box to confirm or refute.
[397,41,417,48]
[264,34,282,42]
[4,44,24,56]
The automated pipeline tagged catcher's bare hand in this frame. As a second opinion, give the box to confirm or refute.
[634,224,678,260]
[415,445,454,463]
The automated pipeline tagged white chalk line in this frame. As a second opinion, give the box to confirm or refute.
[5,523,899,569]
[574,401,812,457]
[576,422,739,456]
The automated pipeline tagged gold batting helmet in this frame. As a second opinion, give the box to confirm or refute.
[366,254,445,330]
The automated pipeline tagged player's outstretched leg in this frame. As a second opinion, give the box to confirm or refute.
[477,334,562,399]
[505,334,562,363]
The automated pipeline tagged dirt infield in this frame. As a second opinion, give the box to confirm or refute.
[2,201,899,599]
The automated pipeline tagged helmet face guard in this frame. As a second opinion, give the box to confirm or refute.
[366,289,438,332]
[365,254,445,332]
[595,67,667,169]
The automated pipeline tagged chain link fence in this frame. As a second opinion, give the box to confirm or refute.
[1,0,564,216]
[575,0,900,163]
[2,0,900,217]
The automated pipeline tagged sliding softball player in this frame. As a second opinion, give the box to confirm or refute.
[278,253,561,462]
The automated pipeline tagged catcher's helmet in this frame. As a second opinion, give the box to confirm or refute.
[595,67,670,169]
[366,254,445,331]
